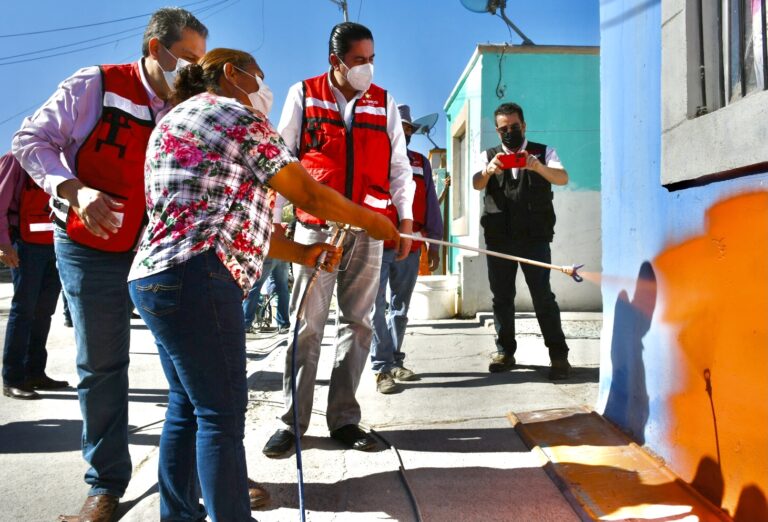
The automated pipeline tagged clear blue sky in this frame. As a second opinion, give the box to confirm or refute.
[0,0,599,157]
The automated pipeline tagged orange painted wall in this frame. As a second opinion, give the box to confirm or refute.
[654,192,768,519]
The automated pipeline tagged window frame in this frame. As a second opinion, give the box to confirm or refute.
[662,0,768,187]
[450,103,470,236]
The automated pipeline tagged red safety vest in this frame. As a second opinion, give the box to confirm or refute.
[384,150,428,252]
[65,62,154,252]
[19,176,54,245]
[297,73,394,225]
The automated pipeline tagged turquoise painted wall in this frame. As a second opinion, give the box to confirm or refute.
[479,50,601,192]
[444,47,601,274]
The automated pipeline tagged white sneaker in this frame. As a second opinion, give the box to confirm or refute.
[375,372,399,394]
[391,366,417,381]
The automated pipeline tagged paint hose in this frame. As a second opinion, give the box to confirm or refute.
[290,224,349,522]
[399,233,584,282]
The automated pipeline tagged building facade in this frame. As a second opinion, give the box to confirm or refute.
[598,0,768,518]
[443,44,602,314]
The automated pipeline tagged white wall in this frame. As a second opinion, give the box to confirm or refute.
[457,190,602,315]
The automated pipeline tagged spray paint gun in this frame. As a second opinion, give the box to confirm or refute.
[295,223,356,320]
[399,233,584,283]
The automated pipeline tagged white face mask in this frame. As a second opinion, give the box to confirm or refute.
[233,66,274,116]
[161,45,191,90]
[338,58,374,92]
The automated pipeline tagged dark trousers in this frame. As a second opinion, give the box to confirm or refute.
[484,237,568,361]
[2,238,61,386]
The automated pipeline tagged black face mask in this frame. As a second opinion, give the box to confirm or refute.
[501,127,524,150]
[405,134,412,146]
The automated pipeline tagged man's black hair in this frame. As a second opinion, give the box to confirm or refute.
[328,22,374,63]
[494,102,525,124]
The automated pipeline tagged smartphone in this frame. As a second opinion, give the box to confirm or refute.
[498,152,527,169]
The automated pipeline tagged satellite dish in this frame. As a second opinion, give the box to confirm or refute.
[459,0,490,13]
[410,112,441,148]
[412,113,438,135]
[459,0,535,46]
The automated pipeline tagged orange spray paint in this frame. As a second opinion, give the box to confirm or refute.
[654,191,768,519]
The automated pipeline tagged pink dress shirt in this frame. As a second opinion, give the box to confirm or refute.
[11,59,169,200]
[0,152,28,245]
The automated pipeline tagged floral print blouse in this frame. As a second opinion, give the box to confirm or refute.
[127,92,296,291]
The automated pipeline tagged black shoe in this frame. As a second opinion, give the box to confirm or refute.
[488,352,516,373]
[3,384,40,400]
[262,429,295,457]
[277,325,290,335]
[330,424,377,451]
[63,318,73,328]
[548,359,571,380]
[26,375,69,390]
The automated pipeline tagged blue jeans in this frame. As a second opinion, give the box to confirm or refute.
[54,228,134,497]
[242,256,290,328]
[2,237,61,386]
[129,250,251,522]
[62,292,72,323]
[370,248,421,374]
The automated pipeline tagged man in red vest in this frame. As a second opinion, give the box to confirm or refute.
[12,8,210,521]
[369,105,444,394]
[263,22,415,456]
[0,152,68,400]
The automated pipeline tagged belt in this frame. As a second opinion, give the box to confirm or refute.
[298,221,331,231]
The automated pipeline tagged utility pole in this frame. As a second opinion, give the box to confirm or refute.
[328,0,349,21]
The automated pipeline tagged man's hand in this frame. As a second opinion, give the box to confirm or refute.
[58,180,124,240]
[525,151,543,173]
[473,154,505,190]
[486,153,505,176]
[0,242,19,268]
[364,212,400,244]
[395,219,413,261]
[300,243,342,272]
[428,248,440,272]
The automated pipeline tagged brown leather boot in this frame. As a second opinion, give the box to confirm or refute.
[248,478,270,509]
[58,494,119,522]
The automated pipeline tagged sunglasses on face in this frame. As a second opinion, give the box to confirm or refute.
[496,123,522,133]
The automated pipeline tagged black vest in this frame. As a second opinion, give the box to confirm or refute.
[483,141,556,242]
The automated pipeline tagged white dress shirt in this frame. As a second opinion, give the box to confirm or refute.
[276,71,415,220]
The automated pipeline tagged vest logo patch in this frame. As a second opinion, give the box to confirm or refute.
[95,110,131,159]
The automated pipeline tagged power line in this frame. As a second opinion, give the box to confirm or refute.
[0,100,47,126]
[201,0,241,20]
[0,0,215,38]
[0,31,146,66]
[0,0,240,126]
[0,24,146,62]
[249,0,266,54]
[0,0,230,66]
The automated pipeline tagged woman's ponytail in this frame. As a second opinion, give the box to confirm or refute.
[171,63,206,106]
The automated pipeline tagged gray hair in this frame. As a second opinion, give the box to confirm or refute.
[141,7,208,57]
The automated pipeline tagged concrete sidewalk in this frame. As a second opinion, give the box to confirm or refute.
[0,269,601,521]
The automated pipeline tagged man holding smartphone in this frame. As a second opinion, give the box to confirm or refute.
[472,102,571,380]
